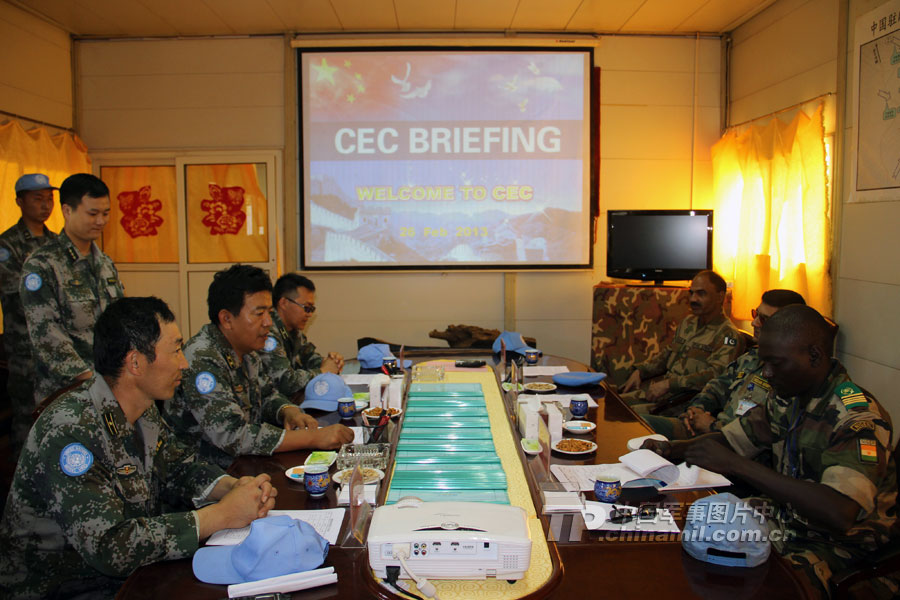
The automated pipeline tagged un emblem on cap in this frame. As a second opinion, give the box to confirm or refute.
[24,272,42,291]
[60,443,94,476]
[313,379,330,396]
[195,371,217,394]
[264,336,278,352]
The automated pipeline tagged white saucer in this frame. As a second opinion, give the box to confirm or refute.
[563,420,596,434]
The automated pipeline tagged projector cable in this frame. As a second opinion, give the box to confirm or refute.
[384,565,424,600]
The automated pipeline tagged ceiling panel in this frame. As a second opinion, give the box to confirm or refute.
[138,0,231,36]
[623,0,707,33]
[9,0,776,36]
[566,0,646,33]
[510,0,583,31]
[330,0,398,31]
[266,0,342,32]
[454,0,518,30]
[394,0,455,30]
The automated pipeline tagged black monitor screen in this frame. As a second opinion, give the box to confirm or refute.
[607,210,712,282]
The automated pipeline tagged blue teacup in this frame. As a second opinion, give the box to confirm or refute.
[569,397,589,418]
[524,350,540,365]
[594,476,621,503]
[304,464,330,497]
[337,397,356,420]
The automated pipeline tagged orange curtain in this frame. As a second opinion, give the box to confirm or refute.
[0,120,91,234]
[101,166,178,263]
[711,103,831,319]
[185,163,269,263]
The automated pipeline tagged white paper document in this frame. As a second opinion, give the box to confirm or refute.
[550,462,730,492]
[517,393,598,408]
[618,449,680,484]
[206,508,346,546]
[523,366,570,377]
[228,567,337,598]
[342,374,381,385]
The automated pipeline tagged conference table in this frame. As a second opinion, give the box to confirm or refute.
[116,350,808,600]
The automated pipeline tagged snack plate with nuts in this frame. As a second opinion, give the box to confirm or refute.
[551,438,598,455]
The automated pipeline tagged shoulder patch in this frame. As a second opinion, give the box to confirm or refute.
[116,464,137,476]
[195,371,217,394]
[60,443,94,476]
[858,438,878,463]
[850,420,876,433]
[0,247,9,262]
[106,277,118,286]
[23,272,42,291]
[724,335,737,346]
[838,383,868,410]
[264,335,278,352]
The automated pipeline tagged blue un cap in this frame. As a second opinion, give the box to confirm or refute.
[15,173,57,193]
[682,493,770,568]
[491,331,539,355]
[301,372,353,412]
[358,343,411,369]
[192,515,328,584]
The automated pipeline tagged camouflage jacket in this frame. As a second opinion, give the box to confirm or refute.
[723,361,897,553]
[20,230,125,402]
[0,218,56,375]
[259,310,323,397]
[0,376,224,600]
[163,323,292,469]
[691,348,771,429]
[635,313,743,392]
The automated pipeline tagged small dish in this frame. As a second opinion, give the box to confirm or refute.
[501,382,525,392]
[304,451,337,467]
[626,433,668,452]
[284,465,306,480]
[521,438,542,456]
[354,399,368,411]
[524,382,557,394]
[551,438,598,455]
[563,420,596,434]
[362,407,403,423]
[332,467,385,485]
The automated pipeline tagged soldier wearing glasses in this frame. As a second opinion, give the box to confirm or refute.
[261,273,344,398]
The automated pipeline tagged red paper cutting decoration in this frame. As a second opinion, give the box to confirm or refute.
[201,184,246,235]
[118,186,164,238]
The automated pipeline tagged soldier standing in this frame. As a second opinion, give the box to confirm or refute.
[20,173,125,404]
[0,174,58,454]
[261,272,344,399]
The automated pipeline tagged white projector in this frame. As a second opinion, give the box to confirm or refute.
[368,498,533,581]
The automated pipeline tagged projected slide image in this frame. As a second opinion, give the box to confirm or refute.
[300,49,593,268]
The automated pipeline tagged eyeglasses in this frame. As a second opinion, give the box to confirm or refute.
[285,297,316,314]
[608,505,657,524]
[751,308,769,324]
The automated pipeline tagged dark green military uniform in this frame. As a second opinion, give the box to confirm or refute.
[622,313,743,408]
[259,310,324,397]
[0,218,56,451]
[20,230,124,402]
[643,348,770,439]
[0,376,225,599]
[722,361,898,596]
[163,323,294,469]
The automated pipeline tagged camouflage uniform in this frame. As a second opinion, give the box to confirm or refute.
[163,323,293,469]
[621,313,743,407]
[259,310,324,397]
[0,218,56,451]
[0,376,225,600]
[643,348,770,439]
[722,361,898,597]
[20,230,125,403]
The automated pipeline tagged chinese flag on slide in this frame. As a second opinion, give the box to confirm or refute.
[101,166,178,263]
[186,164,269,263]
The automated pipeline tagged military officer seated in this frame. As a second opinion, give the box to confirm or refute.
[620,269,744,413]
[163,264,353,469]
[642,305,898,598]
[261,272,344,399]
[642,288,805,439]
[0,297,277,600]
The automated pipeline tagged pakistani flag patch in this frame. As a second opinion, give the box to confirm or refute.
[838,383,868,410]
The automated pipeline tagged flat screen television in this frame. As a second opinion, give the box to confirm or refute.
[606,210,713,283]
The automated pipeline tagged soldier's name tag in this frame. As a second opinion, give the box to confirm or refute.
[195,371,217,394]
[0,247,9,262]
[264,336,278,352]
[736,399,757,416]
[24,272,42,292]
[60,443,93,477]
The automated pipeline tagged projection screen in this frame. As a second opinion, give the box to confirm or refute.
[299,47,595,270]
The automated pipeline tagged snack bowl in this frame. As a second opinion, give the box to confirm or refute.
[563,420,596,435]
[362,406,402,424]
